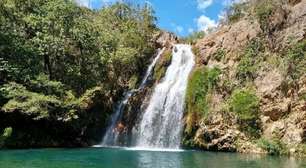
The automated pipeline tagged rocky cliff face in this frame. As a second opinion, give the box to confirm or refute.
[106,31,178,146]
[187,0,306,156]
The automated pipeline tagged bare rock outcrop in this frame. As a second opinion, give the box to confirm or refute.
[194,112,240,152]
[195,19,262,65]
[191,0,306,155]
[153,31,178,48]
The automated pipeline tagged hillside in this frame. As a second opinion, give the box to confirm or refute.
[183,0,306,156]
[0,0,160,148]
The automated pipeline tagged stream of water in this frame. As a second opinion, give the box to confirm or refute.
[100,48,165,146]
[100,44,195,150]
[135,44,195,149]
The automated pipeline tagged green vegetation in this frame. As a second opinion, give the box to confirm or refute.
[212,48,226,62]
[296,144,306,156]
[153,49,172,81]
[285,40,306,80]
[225,0,278,32]
[228,88,260,137]
[0,0,156,93]
[0,0,157,147]
[300,93,306,101]
[1,82,63,120]
[185,67,221,134]
[257,138,288,155]
[0,127,12,147]
[228,89,259,121]
[192,46,201,62]
[254,0,275,33]
[182,31,205,44]
[227,3,247,24]
[236,39,264,81]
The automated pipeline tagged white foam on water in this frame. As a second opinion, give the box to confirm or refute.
[92,145,185,152]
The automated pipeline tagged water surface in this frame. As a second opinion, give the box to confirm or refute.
[0,148,305,168]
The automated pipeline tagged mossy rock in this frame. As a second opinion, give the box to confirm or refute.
[185,66,221,135]
[153,49,172,82]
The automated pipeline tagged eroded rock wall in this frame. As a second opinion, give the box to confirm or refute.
[189,0,306,155]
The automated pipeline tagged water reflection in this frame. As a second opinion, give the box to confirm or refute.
[182,151,306,168]
[0,148,305,168]
[136,150,182,168]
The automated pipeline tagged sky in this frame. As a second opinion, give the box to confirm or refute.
[75,0,237,37]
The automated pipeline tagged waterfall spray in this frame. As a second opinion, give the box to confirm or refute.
[135,44,195,149]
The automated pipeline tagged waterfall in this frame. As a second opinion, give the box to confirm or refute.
[99,48,165,147]
[135,44,195,149]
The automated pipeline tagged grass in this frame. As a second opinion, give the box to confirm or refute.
[257,138,288,155]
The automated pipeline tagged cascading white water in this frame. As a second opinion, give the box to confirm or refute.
[135,44,195,149]
[100,48,165,146]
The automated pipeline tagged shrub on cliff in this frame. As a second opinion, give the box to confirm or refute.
[257,138,288,155]
[228,88,261,137]
[236,38,264,81]
[286,40,306,80]
[254,0,275,33]
[212,48,226,62]
[182,31,205,44]
[229,89,259,120]
[227,3,247,24]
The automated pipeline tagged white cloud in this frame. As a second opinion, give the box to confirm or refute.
[222,0,247,6]
[188,28,194,33]
[75,0,91,8]
[197,15,217,32]
[75,0,119,8]
[218,10,226,21]
[197,0,213,10]
[175,26,184,33]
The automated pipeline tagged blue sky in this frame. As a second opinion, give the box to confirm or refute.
[75,0,236,37]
